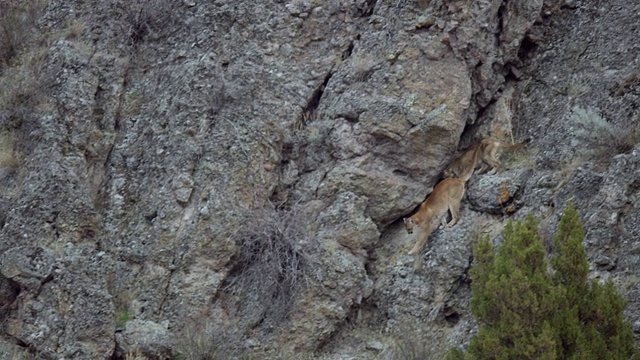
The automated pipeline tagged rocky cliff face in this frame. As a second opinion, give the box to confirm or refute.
[0,0,638,358]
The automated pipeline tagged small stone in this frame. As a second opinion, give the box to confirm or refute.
[285,3,302,16]
[415,15,435,28]
[323,280,337,289]
[199,205,210,217]
[172,173,194,204]
[366,341,384,351]
[32,302,43,312]
[245,338,260,348]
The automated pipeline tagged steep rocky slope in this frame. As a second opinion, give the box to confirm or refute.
[0,0,638,358]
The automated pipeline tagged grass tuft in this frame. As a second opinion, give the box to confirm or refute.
[173,320,244,360]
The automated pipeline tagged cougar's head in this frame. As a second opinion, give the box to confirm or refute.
[404,218,417,234]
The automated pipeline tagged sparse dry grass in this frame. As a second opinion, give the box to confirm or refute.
[0,45,53,131]
[0,0,47,67]
[124,350,148,360]
[387,322,463,360]
[123,90,145,116]
[501,146,538,171]
[0,131,18,170]
[554,155,588,192]
[64,19,84,40]
[173,319,242,360]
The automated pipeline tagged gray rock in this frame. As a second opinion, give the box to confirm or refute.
[0,246,53,291]
[467,169,531,215]
[2,0,640,357]
[115,319,173,359]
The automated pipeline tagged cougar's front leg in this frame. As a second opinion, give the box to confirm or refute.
[408,222,433,255]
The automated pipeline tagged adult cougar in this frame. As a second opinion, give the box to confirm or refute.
[404,146,480,255]
[443,138,529,178]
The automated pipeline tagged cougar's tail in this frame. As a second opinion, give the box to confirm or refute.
[504,138,531,150]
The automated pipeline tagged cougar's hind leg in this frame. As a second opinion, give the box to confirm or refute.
[446,191,463,227]
[476,162,488,174]
[485,147,502,174]
[486,160,500,175]
[439,216,447,229]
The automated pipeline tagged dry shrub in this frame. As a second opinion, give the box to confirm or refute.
[0,0,50,136]
[569,105,640,157]
[110,0,178,46]
[0,46,53,125]
[222,200,319,329]
[0,0,47,67]
[0,45,55,171]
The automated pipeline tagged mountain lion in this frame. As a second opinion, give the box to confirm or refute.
[443,138,529,178]
[404,146,480,255]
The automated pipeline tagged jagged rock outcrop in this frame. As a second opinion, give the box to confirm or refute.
[0,0,638,358]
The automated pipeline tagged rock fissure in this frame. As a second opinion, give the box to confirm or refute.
[341,39,356,61]
[313,167,332,199]
[355,0,378,18]
[301,70,333,126]
[103,62,131,170]
[156,256,177,318]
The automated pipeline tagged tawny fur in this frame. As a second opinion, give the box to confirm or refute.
[404,146,480,255]
[443,138,529,178]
